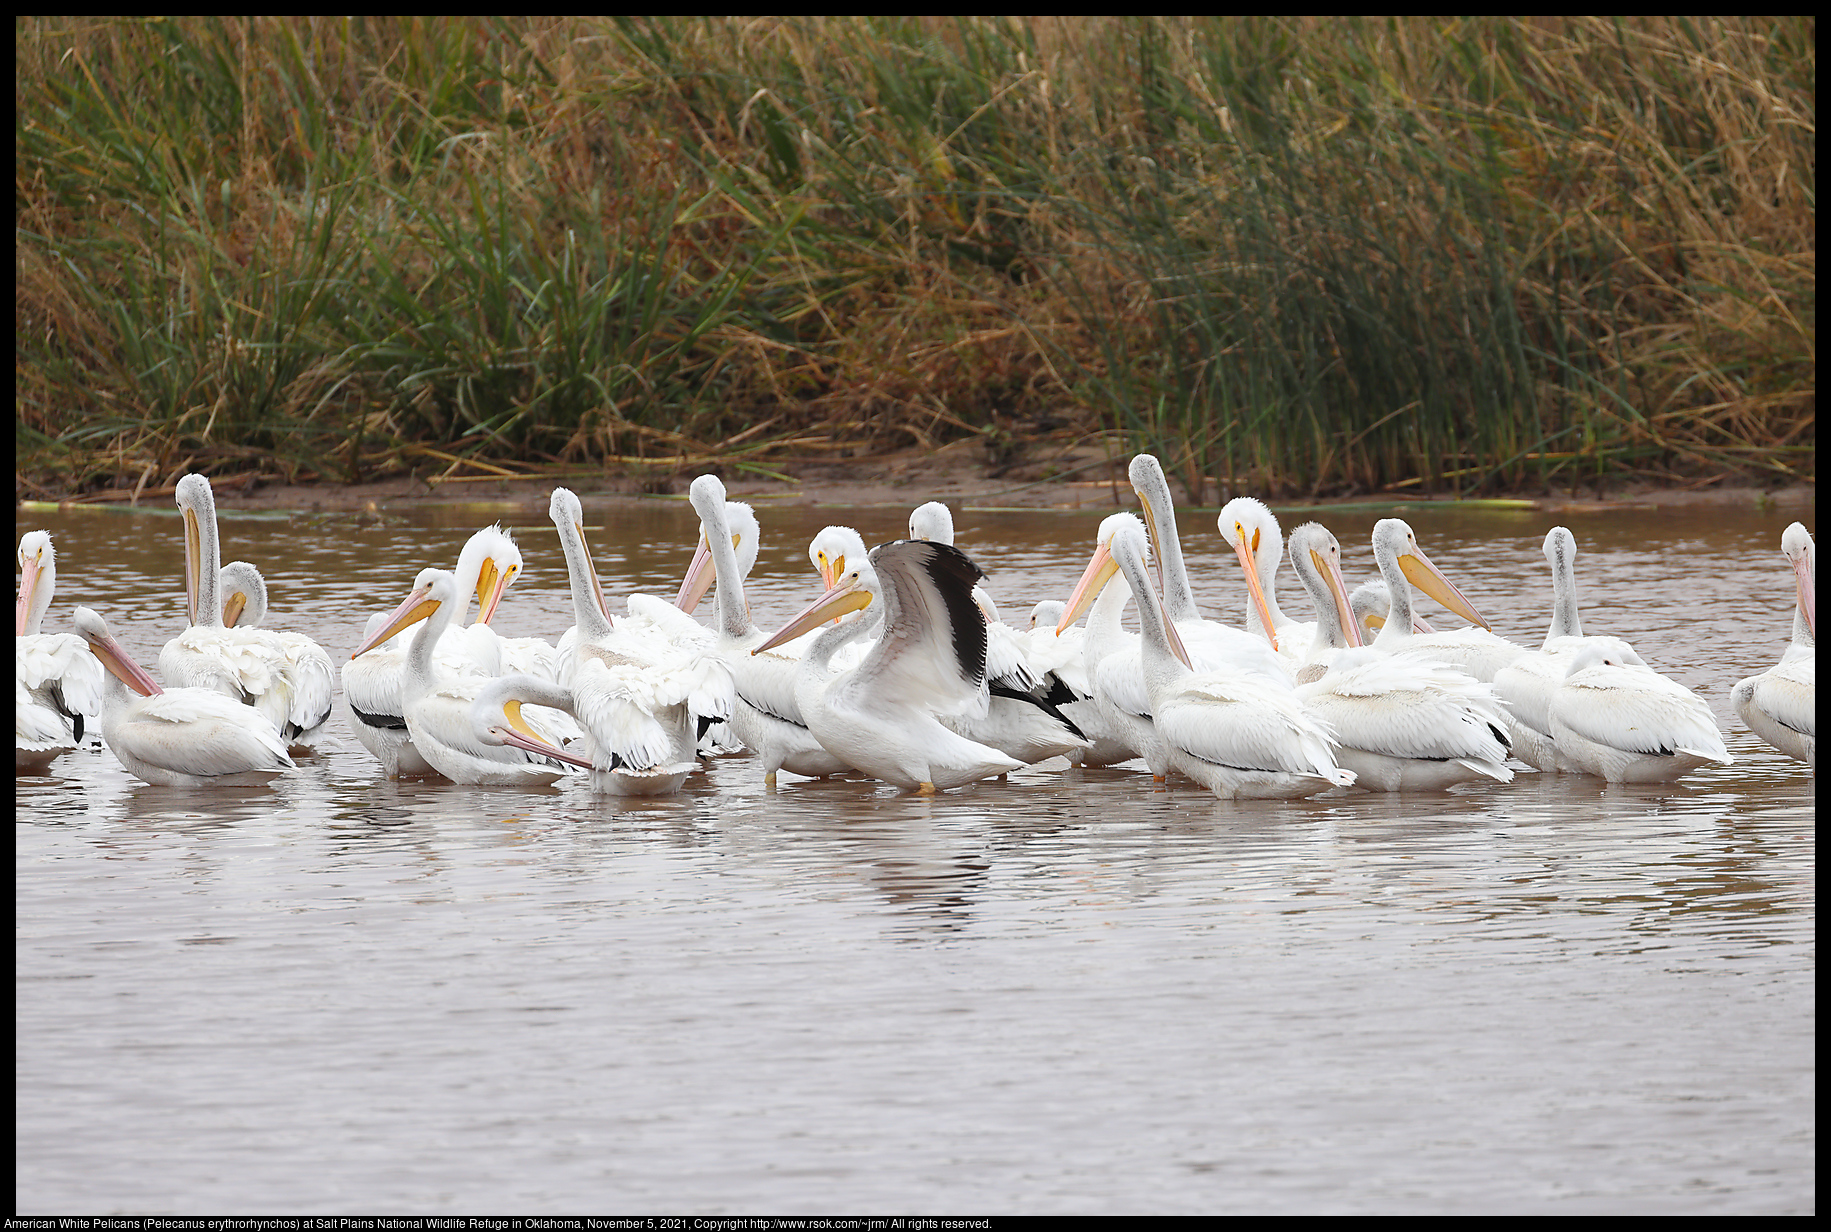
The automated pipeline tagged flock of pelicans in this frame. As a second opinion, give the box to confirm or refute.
[15,456,1817,798]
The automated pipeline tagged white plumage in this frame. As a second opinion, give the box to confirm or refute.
[1217,496,1314,668]
[214,560,336,754]
[1128,455,1288,684]
[548,488,727,794]
[1101,520,1355,799]
[1731,522,1814,767]
[1548,641,1733,783]
[158,474,333,746]
[349,569,585,787]
[1285,523,1513,791]
[17,531,104,771]
[1368,518,1523,682]
[682,475,854,787]
[1490,527,1617,773]
[74,607,294,787]
[754,538,1023,793]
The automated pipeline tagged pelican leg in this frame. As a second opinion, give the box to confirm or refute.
[917,781,937,795]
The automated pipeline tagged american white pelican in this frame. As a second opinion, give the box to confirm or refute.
[215,560,336,753]
[449,525,559,680]
[1731,522,1814,766]
[1128,455,1286,683]
[340,527,557,776]
[1285,523,1513,791]
[1489,527,1612,773]
[1023,598,1136,769]
[549,489,727,794]
[1098,519,1354,799]
[159,474,334,745]
[1368,518,1522,681]
[679,474,854,788]
[341,610,444,779]
[908,501,1038,690]
[350,569,586,787]
[73,607,294,787]
[17,531,105,771]
[468,675,597,773]
[1348,580,1436,644]
[905,501,1087,766]
[1217,497,1313,667]
[753,538,1024,793]
[1547,641,1732,783]
[1053,513,1159,771]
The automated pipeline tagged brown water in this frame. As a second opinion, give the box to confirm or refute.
[15,497,1815,1214]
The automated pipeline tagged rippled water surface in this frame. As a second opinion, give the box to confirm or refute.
[16,497,1815,1214]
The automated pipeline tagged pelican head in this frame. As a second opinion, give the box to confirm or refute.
[1370,519,1490,630]
[909,501,956,545]
[1349,580,1436,639]
[753,549,880,655]
[1286,522,1360,649]
[352,568,456,659]
[549,488,613,632]
[677,475,760,615]
[1782,522,1814,640]
[1217,496,1288,652]
[73,607,164,698]
[17,530,55,636]
[1056,512,1147,636]
[1029,599,1065,632]
[809,525,868,591]
[456,526,523,626]
[470,675,595,771]
[175,473,222,627]
[218,561,268,628]
[1105,518,1193,669]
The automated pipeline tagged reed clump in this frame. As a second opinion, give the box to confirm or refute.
[16,16,1813,499]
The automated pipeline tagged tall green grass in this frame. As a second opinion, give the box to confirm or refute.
[16,16,1814,498]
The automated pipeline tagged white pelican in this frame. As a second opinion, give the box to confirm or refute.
[1128,455,1286,683]
[549,489,727,794]
[677,474,854,787]
[215,560,336,753]
[350,569,586,787]
[1489,527,1613,773]
[1731,522,1814,766]
[1368,518,1522,681]
[1547,641,1732,783]
[1348,580,1436,644]
[467,675,597,773]
[546,488,732,754]
[159,474,334,745]
[1098,519,1354,799]
[339,527,551,776]
[17,531,105,771]
[447,526,559,680]
[1053,514,1159,771]
[908,501,1038,690]
[1285,523,1513,791]
[1023,598,1136,769]
[73,607,294,787]
[1217,497,1313,667]
[753,538,1024,793]
[341,609,444,779]
[905,501,1087,766]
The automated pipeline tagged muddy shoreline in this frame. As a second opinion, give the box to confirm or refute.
[17,444,1815,517]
